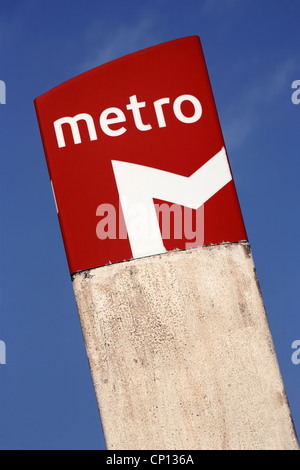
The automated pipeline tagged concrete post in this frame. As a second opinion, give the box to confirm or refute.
[73,242,299,450]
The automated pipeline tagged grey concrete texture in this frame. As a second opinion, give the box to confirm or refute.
[72,242,299,450]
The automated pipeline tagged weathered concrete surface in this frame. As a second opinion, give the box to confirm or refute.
[72,242,299,450]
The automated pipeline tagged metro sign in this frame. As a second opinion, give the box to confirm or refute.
[35,36,247,274]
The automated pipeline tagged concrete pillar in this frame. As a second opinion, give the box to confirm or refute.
[72,242,299,450]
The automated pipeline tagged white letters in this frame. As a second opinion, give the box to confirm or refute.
[53,93,203,148]
[173,94,202,123]
[54,113,97,148]
[126,94,152,131]
[100,107,127,137]
[154,97,170,127]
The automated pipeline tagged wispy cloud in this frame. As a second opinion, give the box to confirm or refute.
[80,13,159,73]
[222,59,296,151]
[264,59,295,101]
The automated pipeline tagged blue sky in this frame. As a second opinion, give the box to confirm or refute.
[0,0,299,450]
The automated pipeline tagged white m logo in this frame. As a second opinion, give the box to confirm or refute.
[112,147,232,259]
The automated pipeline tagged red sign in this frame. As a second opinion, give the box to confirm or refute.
[35,36,247,274]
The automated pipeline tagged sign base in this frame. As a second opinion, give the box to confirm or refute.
[72,242,299,450]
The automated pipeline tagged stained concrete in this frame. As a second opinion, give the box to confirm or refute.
[72,242,299,450]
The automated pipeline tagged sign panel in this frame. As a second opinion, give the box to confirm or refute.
[35,36,247,274]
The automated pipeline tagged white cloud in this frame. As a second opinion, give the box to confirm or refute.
[80,13,159,73]
[222,59,296,151]
[264,59,295,101]
[222,111,254,151]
